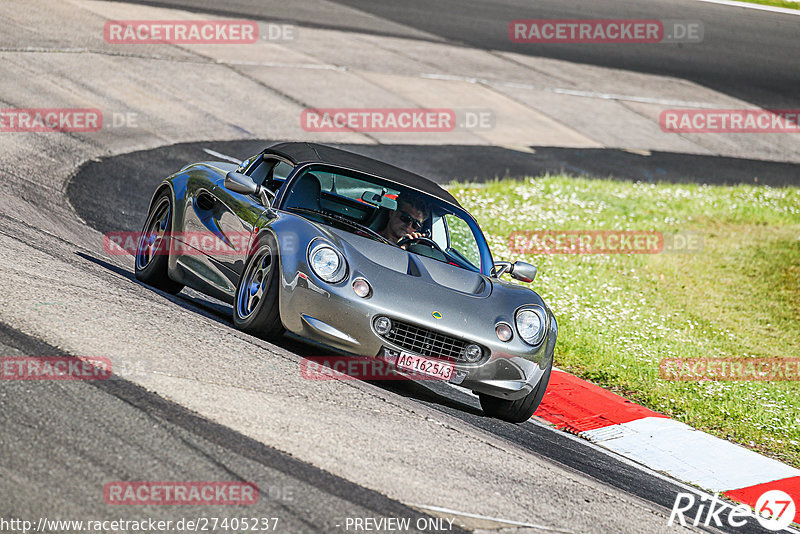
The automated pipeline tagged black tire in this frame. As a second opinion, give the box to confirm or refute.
[134,190,184,294]
[233,234,284,340]
[479,363,552,423]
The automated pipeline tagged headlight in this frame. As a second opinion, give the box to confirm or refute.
[515,307,546,345]
[309,243,347,283]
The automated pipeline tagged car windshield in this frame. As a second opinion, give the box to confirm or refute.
[281,165,492,274]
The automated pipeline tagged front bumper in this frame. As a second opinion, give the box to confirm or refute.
[279,270,556,401]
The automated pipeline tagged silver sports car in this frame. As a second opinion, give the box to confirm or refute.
[135,142,557,422]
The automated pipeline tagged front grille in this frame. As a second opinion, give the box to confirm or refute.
[377,318,481,362]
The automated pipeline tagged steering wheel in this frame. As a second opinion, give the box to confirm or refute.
[396,235,446,256]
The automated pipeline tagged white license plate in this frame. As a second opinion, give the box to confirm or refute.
[395,352,454,381]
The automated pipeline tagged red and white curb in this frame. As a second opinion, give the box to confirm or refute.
[533,368,800,525]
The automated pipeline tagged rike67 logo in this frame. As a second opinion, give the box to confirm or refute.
[669,489,796,531]
[755,491,797,532]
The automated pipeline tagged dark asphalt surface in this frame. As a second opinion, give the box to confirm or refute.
[0,322,463,534]
[68,140,800,236]
[63,141,775,533]
[115,0,800,108]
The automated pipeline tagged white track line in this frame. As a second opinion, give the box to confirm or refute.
[211,56,722,109]
[219,59,347,71]
[202,148,242,164]
[695,0,800,16]
[418,73,719,108]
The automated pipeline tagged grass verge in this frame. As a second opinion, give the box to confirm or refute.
[448,176,800,468]
[735,0,799,9]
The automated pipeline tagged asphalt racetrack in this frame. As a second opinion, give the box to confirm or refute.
[1,0,798,532]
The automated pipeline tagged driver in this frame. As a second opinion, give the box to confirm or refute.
[379,191,430,246]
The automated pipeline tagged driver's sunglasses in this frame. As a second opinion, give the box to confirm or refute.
[397,211,423,230]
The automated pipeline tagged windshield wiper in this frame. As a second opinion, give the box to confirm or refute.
[287,207,394,245]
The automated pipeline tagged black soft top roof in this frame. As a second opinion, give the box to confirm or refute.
[265,142,461,207]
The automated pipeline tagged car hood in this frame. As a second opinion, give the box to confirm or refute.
[325,227,492,298]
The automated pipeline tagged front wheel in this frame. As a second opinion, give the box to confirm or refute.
[233,235,284,340]
[479,363,552,423]
[134,190,184,294]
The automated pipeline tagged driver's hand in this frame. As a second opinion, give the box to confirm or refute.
[398,232,422,250]
[399,232,422,242]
